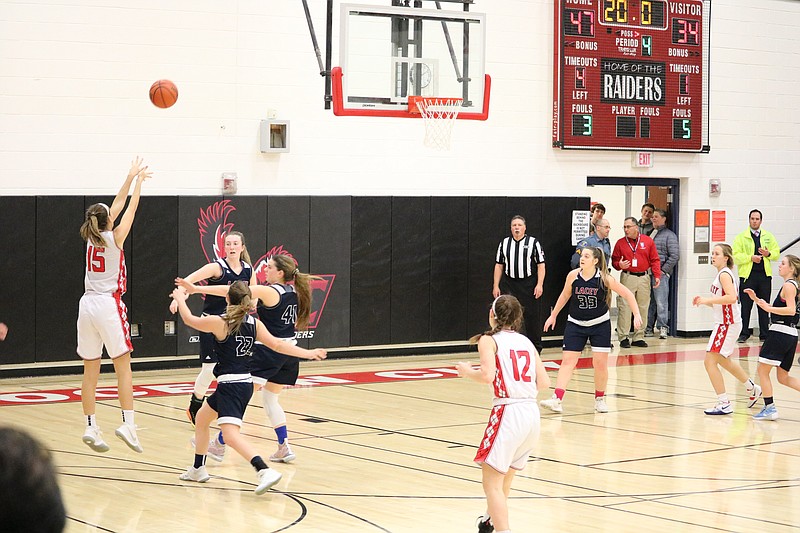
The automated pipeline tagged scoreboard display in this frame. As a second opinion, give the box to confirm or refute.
[552,0,710,152]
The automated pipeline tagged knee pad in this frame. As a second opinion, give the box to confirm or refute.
[193,363,216,398]
[261,389,286,428]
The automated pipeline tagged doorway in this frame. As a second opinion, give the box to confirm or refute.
[587,177,681,337]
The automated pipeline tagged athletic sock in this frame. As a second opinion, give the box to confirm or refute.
[275,425,288,445]
[251,456,268,472]
[595,390,605,398]
[745,378,755,392]
[555,388,566,401]
[122,409,135,426]
[194,454,206,469]
[86,414,97,427]
[764,396,774,406]
[217,432,225,445]
[717,394,729,404]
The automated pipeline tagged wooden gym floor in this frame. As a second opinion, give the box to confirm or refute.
[1,336,799,532]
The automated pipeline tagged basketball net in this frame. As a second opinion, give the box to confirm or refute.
[409,97,462,150]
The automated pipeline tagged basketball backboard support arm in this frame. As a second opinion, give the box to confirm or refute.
[331,2,489,119]
[299,0,478,110]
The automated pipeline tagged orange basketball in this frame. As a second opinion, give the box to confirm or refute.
[149,79,178,109]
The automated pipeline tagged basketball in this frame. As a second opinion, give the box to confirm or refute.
[149,79,178,109]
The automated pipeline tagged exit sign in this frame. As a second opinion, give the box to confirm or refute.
[633,152,653,168]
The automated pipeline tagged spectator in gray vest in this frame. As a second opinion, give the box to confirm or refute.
[571,219,611,269]
[639,203,655,236]
[646,209,679,339]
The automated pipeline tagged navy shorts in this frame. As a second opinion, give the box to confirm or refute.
[251,344,300,386]
[562,319,612,353]
[199,332,219,363]
[207,381,253,426]
[758,328,798,372]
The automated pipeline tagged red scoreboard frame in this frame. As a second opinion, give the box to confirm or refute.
[553,0,710,152]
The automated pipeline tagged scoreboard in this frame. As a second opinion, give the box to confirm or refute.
[552,0,710,152]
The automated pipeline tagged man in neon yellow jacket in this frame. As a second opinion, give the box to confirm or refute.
[732,209,780,342]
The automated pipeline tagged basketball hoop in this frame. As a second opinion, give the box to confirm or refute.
[409,96,463,150]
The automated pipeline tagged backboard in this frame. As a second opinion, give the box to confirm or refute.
[333,3,489,120]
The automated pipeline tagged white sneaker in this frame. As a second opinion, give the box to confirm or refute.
[269,443,296,463]
[207,438,226,463]
[115,424,143,453]
[539,396,563,413]
[82,426,109,453]
[659,327,668,339]
[704,401,733,415]
[255,468,282,495]
[594,397,609,413]
[747,384,762,409]
[179,466,210,483]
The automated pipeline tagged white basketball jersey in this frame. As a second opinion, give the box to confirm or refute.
[491,330,538,400]
[710,266,740,325]
[84,231,126,295]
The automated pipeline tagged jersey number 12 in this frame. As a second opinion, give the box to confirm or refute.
[509,350,532,382]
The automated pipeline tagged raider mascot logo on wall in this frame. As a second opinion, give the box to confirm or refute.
[197,200,335,338]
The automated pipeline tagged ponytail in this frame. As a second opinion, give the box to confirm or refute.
[224,281,253,334]
[80,203,110,247]
[271,254,320,331]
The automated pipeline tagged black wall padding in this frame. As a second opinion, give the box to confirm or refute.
[0,197,37,364]
[466,197,507,337]
[176,196,221,355]
[128,197,179,358]
[430,197,469,342]
[350,197,392,346]
[391,197,431,344]
[309,196,352,349]
[266,196,310,348]
[540,196,592,333]
[36,196,85,362]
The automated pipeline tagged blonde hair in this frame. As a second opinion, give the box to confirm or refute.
[715,243,734,269]
[79,203,110,247]
[224,281,253,334]
[226,231,252,265]
[469,295,524,343]
[784,255,800,281]
[271,254,320,330]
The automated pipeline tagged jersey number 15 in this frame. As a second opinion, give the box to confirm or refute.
[87,245,106,273]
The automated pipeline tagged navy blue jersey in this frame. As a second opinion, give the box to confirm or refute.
[213,315,257,377]
[771,280,799,327]
[256,284,298,339]
[567,269,609,322]
[202,258,253,316]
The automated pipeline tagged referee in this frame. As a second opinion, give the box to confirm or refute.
[493,215,546,353]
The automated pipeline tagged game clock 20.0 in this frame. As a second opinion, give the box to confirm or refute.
[553,0,710,152]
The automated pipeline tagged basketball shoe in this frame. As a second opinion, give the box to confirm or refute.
[270,443,296,463]
[255,468,282,495]
[82,426,109,453]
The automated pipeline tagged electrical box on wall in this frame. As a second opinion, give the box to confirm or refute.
[260,120,290,153]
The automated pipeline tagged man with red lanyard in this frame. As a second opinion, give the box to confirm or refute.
[612,217,662,348]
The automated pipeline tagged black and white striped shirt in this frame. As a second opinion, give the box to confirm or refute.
[496,235,545,279]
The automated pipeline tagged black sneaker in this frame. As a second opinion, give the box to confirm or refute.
[737,334,750,343]
[619,339,631,348]
[187,395,204,426]
[631,340,648,348]
[476,516,494,533]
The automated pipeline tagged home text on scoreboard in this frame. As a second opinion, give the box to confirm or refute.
[552,0,710,152]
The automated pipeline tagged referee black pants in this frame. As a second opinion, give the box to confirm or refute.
[500,274,542,352]
[739,271,772,339]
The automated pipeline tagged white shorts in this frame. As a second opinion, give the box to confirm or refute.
[77,292,133,360]
[474,401,540,474]
[706,322,742,358]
